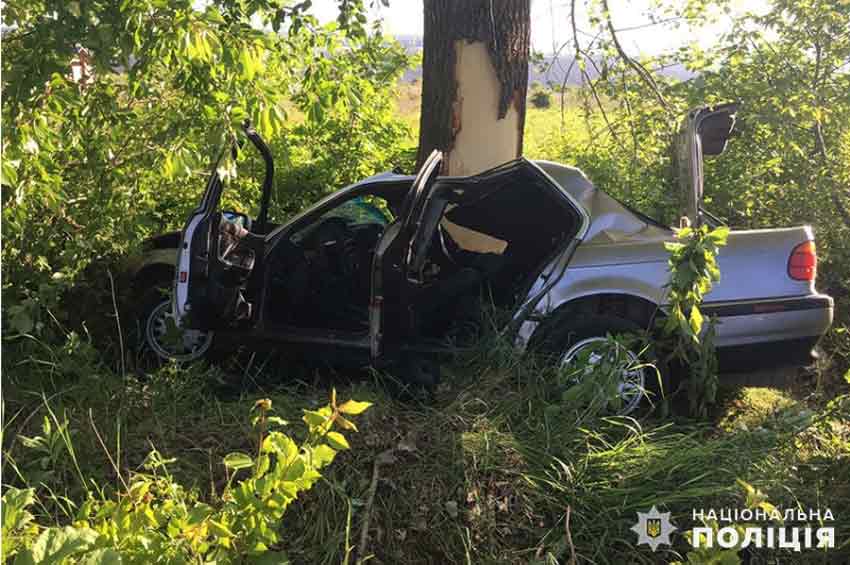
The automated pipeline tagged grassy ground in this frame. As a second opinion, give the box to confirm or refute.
[3,330,849,563]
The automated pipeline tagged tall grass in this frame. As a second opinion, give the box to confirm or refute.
[3,313,850,562]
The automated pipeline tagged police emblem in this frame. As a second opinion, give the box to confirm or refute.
[631,506,676,550]
[647,518,662,537]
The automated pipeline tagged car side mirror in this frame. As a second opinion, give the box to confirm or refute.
[222,211,252,232]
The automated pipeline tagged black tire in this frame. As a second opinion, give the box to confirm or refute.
[536,314,669,414]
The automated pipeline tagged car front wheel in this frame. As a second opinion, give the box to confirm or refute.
[132,281,215,369]
[145,298,214,362]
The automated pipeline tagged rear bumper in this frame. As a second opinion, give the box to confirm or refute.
[705,294,833,373]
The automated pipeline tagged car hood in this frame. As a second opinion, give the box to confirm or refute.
[534,160,671,245]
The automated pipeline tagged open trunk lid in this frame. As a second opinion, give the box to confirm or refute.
[676,103,738,227]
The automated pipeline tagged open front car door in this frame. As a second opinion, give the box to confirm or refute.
[173,122,274,331]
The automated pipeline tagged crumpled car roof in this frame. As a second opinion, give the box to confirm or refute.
[534,160,671,244]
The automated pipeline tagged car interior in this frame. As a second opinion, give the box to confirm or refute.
[408,164,579,340]
[218,164,579,345]
[264,183,410,332]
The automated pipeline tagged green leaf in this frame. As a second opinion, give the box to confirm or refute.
[7,304,34,335]
[2,487,35,534]
[335,414,358,432]
[78,548,121,565]
[689,306,704,336]
[302,410,328,429]
[1,160,19,187]
[240,46,259,81]
[281,458,306,482]
[338,399,372,415]
[310,444,337,468]
[560,383,585,404]
[263,432,299,462]
[208,519,235,539]
[708,225,730,245]
[223,452,254,470]
[325,431,350,450]
[255,454,271,477]
[18,526,98,565]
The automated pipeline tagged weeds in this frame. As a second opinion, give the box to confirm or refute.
[2,390,370,564]
[662,224,729,417]
[3,323,849,563]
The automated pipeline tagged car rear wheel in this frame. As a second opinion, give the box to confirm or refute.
[559,335,646,415]
[538,315,667,416]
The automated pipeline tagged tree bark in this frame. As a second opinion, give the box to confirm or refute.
[416,0,530,175]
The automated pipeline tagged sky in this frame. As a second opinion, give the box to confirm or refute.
[308,0,765,55]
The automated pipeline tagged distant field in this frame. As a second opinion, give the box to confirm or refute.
[393,82,588,163]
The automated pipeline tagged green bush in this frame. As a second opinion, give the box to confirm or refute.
[1,2,412,351]
[662,224,729,417]
[2,393,370,564]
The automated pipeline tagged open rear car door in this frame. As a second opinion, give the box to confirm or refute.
[369,150,443,358]
[173,122,274,331]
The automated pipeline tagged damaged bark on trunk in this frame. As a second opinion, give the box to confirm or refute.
[416,0,531,176]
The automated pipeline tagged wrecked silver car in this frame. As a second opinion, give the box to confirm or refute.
[130,105,834,408]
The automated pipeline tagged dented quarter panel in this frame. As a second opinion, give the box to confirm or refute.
[513,161,832,355]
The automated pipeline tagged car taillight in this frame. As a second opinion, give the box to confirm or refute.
[788,241,817,281]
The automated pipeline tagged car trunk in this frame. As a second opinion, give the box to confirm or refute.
[708,226,817,302]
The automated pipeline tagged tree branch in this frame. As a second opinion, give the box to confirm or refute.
[600,0,670,112]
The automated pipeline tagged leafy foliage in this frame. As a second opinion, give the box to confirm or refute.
[674,480,782,565]
[1,487,40,560]
[2,393,370,564]
[663,224,729,417]
[1,0,411,349]
[529,87,552,110]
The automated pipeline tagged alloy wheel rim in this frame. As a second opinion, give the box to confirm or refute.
[560,336,646,415]
[145,300,213,362]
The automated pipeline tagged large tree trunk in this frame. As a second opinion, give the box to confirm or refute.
[416,0,531,176]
